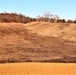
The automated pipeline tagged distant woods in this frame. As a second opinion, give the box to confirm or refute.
[0,12,76,23]
[36,11,76,23]
[0,12,36,23]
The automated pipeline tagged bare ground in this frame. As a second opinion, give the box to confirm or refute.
[0,22,76,63]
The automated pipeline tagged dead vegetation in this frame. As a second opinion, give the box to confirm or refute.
[0,22,76,63]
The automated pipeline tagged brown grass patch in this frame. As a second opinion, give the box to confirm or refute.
[0,22,76,63]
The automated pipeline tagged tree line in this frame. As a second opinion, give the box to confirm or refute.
[36,11,76,23]
[0,12,36,23]
[0,12,76,23]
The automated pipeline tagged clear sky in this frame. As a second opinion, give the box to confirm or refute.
[0,0,76,20]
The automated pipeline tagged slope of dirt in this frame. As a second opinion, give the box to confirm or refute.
[0,22,76,63]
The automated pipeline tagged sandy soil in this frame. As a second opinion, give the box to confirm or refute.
[0,63,76,74]
[0,22,76,63]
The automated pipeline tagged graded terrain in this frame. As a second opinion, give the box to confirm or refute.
[0,22,76,63]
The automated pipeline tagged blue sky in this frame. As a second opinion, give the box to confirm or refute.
[0,0,76,20]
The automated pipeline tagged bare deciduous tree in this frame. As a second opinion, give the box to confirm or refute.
[36,11,60,22]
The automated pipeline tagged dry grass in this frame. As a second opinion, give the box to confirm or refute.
[0,22,76,63]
